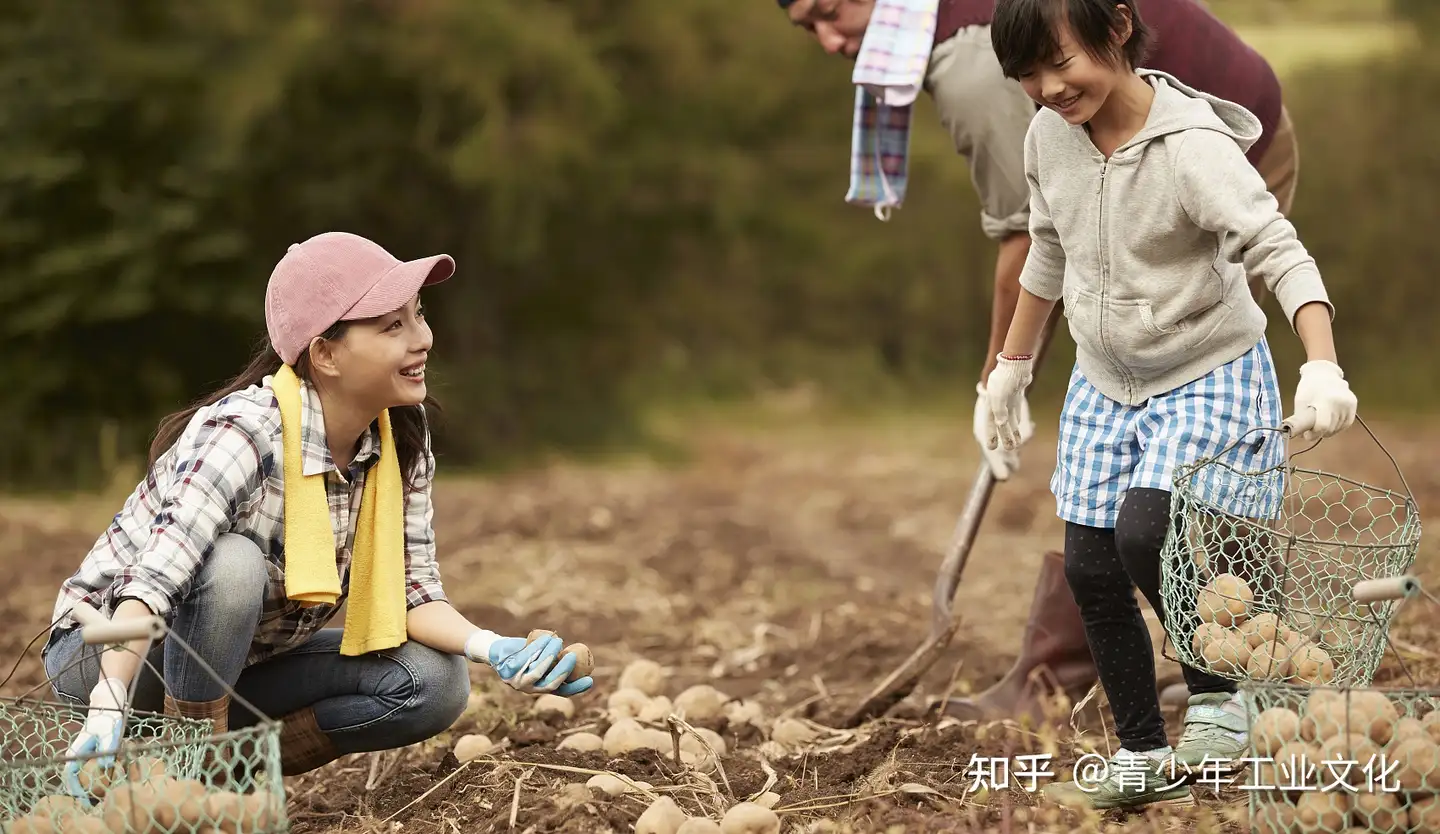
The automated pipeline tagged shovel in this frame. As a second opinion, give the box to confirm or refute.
[843,304,1065,727]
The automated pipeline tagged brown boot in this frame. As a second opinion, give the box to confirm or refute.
[943,551,1099,724]
[164,693,231,734]
[165,694,235,783]
[278,707,341,776]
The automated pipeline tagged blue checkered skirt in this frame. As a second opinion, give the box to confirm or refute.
[1051,339,1286,528]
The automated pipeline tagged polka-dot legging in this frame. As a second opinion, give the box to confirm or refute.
[1063,487,1236,752]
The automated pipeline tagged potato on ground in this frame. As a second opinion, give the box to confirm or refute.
[454,733,494,762]
[635,796,688,834]
[720,802,781,834]
[557,731,604,752]
[674,685,728,721]
[618,659,667,696]
[607,688,651,721]
[604,718,655,756]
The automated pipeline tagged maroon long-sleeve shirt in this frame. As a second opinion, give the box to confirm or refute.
[935,0,1282,164]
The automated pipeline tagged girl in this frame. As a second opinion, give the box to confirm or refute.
[43,232,592,782]
[982,0,1357,811]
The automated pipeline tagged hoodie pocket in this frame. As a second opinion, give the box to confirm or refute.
[1061,283,1106,363]
[1136,300,1189,337]
[1107,299,1203,377]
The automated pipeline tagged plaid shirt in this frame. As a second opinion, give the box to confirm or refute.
[48,375,449,666]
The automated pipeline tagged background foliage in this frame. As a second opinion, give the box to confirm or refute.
[0,0,1432,488]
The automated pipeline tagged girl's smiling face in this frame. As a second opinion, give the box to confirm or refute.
[1015,19,1129,126]
[992,0,1149,128]
[312,294,432,413]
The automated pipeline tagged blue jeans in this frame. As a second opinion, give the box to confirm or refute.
[43,534,469,760]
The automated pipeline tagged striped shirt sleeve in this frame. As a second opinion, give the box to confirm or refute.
[108,416,267,618]
[402,415,448,609]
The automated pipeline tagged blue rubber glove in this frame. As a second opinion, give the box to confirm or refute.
[63,677,128,805]
[464,630,593,697]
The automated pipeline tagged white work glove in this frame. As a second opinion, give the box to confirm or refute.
[464,629,591,696]
[984,354,1035,452]
[63,677,129,804]
[974,380,1032,480]
[1288,360,1358,442]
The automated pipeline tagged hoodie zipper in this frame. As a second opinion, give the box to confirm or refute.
[1095,160,1134,400]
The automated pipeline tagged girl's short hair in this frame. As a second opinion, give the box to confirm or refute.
[992,0,1151,80]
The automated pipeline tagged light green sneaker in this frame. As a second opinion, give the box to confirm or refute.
[1042,750,1194,811]
[1169,692,1251,778]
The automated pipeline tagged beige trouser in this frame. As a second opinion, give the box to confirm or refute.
[1249,105,1299,302]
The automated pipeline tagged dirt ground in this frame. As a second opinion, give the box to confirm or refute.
[1,409,1437,833]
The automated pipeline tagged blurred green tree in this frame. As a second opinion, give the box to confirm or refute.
[0,0,1432,489]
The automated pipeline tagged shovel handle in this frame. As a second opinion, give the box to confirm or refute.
[1282,407,1317,436]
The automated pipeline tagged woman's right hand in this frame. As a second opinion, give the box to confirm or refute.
[464,630,590,696]
[69,677,128,759]
[64,677,130,802]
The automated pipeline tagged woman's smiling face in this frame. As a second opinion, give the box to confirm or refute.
[320,294,433,411]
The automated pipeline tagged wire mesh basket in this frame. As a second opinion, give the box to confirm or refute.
[1238,576,1440,834]
[1,604,288,833]
[1159,413,1422,688]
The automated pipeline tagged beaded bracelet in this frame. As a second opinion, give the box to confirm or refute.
[999,353,1033,362]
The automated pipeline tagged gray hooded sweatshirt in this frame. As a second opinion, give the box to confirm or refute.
[1018,69,1332,406]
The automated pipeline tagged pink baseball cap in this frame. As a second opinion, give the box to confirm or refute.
[264,232,455,365]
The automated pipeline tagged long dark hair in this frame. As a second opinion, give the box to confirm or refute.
[992,0,1151,80]
[149,322,439,492]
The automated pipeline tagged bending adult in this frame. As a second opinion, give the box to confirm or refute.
[777,0,1298,723]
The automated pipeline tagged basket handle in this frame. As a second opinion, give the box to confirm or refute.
[1281,407,1317,436]
[69,601,165,645]
[1352,576,1422,603]
[1284,411,1416,508]
[66,602,278,727]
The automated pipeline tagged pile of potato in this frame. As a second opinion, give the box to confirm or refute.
[3,755,278,834]
[634,796,781,834]
[1250,689,1440,833]
[1191,573,1340,684]
[537,658,771,774]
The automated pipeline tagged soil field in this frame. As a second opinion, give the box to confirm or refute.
[2,411,1437,833]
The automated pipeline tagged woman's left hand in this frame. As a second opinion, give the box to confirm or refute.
[1287,360,1358,441]
[464,629,592,696]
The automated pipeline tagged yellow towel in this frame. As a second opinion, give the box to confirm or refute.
[274,365,407,656]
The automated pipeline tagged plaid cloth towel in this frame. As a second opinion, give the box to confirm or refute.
[846,0,939,220]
